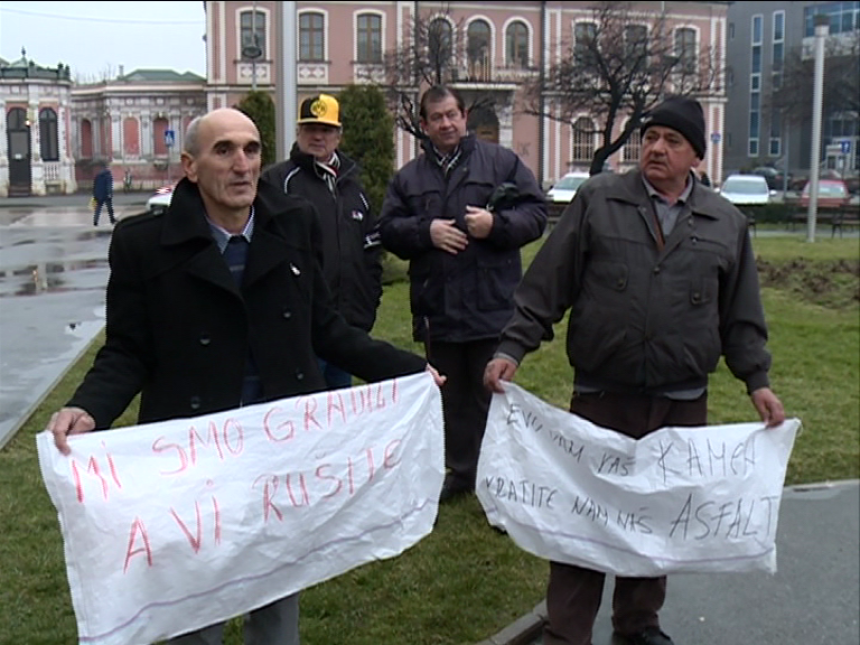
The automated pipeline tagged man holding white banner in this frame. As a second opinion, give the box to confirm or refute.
[46,107,444,645]
[484,96,785,645]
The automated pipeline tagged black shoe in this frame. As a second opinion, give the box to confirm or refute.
[619,627,674,645]
[439,476,472,503]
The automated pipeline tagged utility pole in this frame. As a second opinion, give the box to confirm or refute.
[251,1,258,91]
[275,2,298,160]
[806,14,829,243]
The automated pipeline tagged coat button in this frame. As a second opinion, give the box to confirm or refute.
[653,266,661,274]
[190,396,201,410]
[692,292,701,303]
[616,278,625,289]
[199,334,211,346]
[283,309,292,319]
[295,370,304,381]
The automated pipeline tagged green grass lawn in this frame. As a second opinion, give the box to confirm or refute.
[1,236,857,644]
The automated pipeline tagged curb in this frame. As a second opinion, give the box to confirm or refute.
[0,322,106,451]
[476,600,547,645]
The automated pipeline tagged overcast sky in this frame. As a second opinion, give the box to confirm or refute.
[0,1,207,81]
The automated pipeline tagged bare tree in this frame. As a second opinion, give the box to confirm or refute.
[523,1,721,176]
[371,6,498,141]
[767,31,860,127]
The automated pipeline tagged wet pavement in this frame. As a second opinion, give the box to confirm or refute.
[0,194,148,448]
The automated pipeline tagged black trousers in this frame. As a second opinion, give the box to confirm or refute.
[543,390,708,645]
[94,198,116,224]
[425,339,498,489]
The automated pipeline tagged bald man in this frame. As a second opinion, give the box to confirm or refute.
[47,107,442,644]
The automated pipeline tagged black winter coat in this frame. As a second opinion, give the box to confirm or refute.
[260,146,382,331]
[67,177,426,429]
[378,135,547,343]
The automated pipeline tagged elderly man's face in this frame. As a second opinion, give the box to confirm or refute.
[639,125,700,187]
[182,109,261,214]
[296,123,341,162]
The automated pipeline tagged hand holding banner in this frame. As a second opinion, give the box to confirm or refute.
[477,383,800,576]
[37,373,444,645]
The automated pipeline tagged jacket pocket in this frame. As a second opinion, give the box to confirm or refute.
[407,189,442,219]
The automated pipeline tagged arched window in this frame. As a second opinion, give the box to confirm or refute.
[357,13,382,63]
[240,10,267,59]
[428,18,453,66]
[467,20,491,80]
[574,22,597,67]
[39,108,59,161]
[571,117,595,164]
[505,21,529,68]
[674,28,697,74]
[299,12,325,62]
[623,125,641,163]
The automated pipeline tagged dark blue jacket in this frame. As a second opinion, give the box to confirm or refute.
[93,168,113,201]
[378,134,547,343]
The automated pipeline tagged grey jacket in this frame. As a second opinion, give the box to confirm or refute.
[497,169,772,395]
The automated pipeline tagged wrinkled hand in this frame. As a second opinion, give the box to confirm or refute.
[47,406,96,455]
[429,219,468,255]
[483,357,518,393]
[425,363,447,387]
[750,387,786,427]
[464,206,494,239]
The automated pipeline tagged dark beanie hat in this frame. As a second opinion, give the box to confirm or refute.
[640,96,706,158]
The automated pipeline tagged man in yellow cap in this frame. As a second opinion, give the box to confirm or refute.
[262,94,382,390]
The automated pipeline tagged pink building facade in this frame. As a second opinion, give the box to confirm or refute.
[205,0,728,186]
[1,1,728,197]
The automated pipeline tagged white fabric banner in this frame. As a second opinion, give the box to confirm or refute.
[37,372,444,645]
[476,383,800,576]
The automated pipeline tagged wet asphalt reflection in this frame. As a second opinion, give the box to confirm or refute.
[0,202,144,448]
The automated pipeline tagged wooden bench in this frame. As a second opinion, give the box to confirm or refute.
[784,202,859,237]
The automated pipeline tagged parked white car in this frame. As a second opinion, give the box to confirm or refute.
[546,172,590,203]
[146,184,175,215]
[718,174,772,206]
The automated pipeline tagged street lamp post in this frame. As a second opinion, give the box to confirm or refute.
[275,2,298,160]
[806,14,829,243]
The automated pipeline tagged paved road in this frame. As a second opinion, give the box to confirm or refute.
[519,480,859,645]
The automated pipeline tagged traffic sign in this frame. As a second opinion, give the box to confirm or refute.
[840,139,851,154]
[164,129,175,148]
[710,132,722,144]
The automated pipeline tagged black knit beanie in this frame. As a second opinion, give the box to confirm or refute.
[640,96,706,159]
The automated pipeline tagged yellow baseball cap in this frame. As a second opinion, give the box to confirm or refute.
[297,94,341,127]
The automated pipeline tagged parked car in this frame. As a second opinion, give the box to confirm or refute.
[752,166,792,191]
[146,184,175,215]
[800,179,850,210]
[718,174,772,206]
[546,172,590,203]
